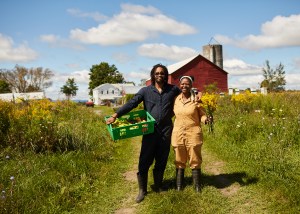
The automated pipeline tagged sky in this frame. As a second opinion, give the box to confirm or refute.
[0,0,299,100]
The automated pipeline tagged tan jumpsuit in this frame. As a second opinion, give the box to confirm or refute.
[171,94,207,169]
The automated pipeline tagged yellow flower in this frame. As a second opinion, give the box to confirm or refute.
[201,93,218,114]
[200,93,219,133]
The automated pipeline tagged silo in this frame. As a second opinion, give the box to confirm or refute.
[202,44,223,69]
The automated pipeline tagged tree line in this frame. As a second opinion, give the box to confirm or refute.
[0,60,287,100]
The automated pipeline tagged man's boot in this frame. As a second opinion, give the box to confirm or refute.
[136,172,148,203]
[176,168,184,191]
[192,169,201,192]
[153,169,164,192]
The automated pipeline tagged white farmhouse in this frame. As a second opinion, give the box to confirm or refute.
[92,83,143,105]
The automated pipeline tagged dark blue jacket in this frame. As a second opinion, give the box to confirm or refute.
[116,84,180,140]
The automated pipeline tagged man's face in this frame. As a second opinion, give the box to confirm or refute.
[154,67,165,84]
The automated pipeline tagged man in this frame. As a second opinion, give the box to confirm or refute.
[106,64,181,203]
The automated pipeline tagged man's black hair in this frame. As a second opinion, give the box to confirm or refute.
[150,64,169,85]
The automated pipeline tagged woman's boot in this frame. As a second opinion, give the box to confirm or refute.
[192,169,201,192]
[176,168,184,191]
[136,172,148,203]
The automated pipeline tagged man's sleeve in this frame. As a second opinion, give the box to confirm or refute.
[116,88,145,116]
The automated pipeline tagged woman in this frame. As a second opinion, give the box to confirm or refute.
[171,76,210,192]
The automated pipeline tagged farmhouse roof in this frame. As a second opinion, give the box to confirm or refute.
[93,83,135,91]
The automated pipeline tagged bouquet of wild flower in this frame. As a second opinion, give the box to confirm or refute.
[200,93,218,133]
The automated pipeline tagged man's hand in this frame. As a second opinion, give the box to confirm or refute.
[195,91,203,103]
[106,114,117,124]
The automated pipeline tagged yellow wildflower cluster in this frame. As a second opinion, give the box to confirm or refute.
[231,90,258,105]
[30,99,55,121]
[200,93,219,114]
[9,99,55,122]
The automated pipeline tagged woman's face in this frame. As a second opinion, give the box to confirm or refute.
[180,78,192,94]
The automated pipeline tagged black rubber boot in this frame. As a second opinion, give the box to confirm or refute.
[136,173,148,203]
[192,169,201,192]
[176,168,184,191]
[153,170,164,192]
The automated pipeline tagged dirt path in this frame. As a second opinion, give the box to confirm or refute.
[202,148,241,197]
[114,140,140,214]
[113,140,242,214]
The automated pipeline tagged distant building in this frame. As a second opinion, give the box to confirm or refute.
[145,44,228,92]
[92,83,143,105]
[0,92,45,102]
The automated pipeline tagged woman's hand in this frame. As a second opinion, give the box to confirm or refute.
[205,115,213,124]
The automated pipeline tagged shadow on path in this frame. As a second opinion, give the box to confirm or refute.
[160,171,258,191]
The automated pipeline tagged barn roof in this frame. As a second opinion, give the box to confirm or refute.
[167,55,198,74]
[167,54,228,75]
[146,54,227,82]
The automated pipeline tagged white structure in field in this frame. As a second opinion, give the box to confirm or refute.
[0,92,46,102]
[92,83,143,105]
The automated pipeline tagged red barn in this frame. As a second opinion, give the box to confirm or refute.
[145,45,228,92]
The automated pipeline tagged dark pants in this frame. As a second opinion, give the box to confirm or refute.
[138,125,172,175]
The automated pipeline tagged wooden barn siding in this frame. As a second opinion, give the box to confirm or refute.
[145,56,228,92]
[170,56,228,92]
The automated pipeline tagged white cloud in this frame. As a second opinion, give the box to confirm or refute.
[224,58,262,75]
[45,69,90,100]
[112,52,132,63]
[138,43,198,61]
[293,57,300,69]
[67,8,108,22]
[228,71,300,90]
[228,75,264,89]
[120,3,161,14]
[52,69,90,84]
[70,4,196,46]
[40,34,59,43]
[65,63,81,69]
[40,34,85,50]
[0,33,38,62]
[215,14,300,50]
[286,73,300,89]
[128,71,149,80]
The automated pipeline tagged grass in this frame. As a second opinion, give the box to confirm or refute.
[1,92,299,213]
[0,103,137,213]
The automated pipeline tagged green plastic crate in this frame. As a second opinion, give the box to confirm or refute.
[105,110,155,141]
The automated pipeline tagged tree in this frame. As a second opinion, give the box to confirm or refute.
[203,82,220,94]
[88,62,124,95]
[0,80,11,93]
[139,79,147,86]
[260,60,286,92]
[124,81,135,86]
[60,78,78,100]
[0,65,54,92]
